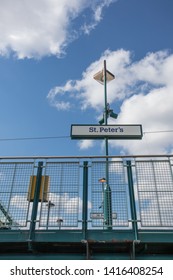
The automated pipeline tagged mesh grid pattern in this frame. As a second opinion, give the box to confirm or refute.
[39,162,80,228]
[91,161,129,228]
[1,157,173,231]
[135,160,173,227]
[0,162,34,228]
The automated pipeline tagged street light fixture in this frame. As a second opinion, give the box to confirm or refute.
[57,218,63,230]
[98,177,106,183]
[93,69,115,84]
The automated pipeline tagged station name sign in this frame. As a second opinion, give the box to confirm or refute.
[71,124,143,140]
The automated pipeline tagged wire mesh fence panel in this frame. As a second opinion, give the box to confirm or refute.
[90,161,130,228]
[135,160,173,227]
[0,162,35,228]
[38,162,81,229]
[1,156,173,232]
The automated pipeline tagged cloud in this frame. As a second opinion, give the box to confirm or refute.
[110,86,173,154]
[48,49,173,154]
[77,139,95,150]
[9,192,92,228]
[81,0,117,34]
[0,0,116,59]
[49,192,82,214]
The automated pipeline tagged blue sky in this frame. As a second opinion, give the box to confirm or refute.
[0,0,173,156]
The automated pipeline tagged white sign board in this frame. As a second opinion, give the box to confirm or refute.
[90,213,117,219]
[71,124,143,139]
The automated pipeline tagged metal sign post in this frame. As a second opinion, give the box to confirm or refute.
[93,60,115,229]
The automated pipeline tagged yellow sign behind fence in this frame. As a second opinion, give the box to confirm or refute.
[27,176,49,202]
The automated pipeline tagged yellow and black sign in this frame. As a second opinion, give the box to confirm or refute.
[27,176,49,202]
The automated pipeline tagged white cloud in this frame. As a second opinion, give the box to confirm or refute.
[48,80,75,110]
[48,192,82,214]
[48,49,173,154]
[82,0,117,34]
[111,85,173,155]
[0,0,116,58]
[78,139,95,150]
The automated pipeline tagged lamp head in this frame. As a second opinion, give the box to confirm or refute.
[98,177,106,183]
[93,69,115,84]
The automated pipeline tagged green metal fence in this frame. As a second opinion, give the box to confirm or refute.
[134,159,173,228]
[90,161,130,228]
[0,161,35,229]
[38,161,81,229]
[0,156,173,231]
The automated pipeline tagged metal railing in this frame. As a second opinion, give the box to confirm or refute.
[0,155,173,231]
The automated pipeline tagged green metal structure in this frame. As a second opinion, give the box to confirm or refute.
[0,202,13,228]
[0,155,173,260]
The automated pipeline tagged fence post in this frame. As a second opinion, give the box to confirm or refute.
[82,161,90,259]
[28,161,43,250]
[82,161,88,240]
[126,160,139,259]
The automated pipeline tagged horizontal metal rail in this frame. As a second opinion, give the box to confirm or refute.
[0,154,173,160]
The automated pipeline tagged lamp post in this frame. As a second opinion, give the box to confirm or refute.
[46,200,55,230]
[94,60,115,229]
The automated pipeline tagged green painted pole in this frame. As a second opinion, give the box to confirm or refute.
[82,161,90,259]
[103,60,112,229]
[28,161,43,250]
[126,160,140,259]
[126,161,138,241]
[82,161,88,239]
